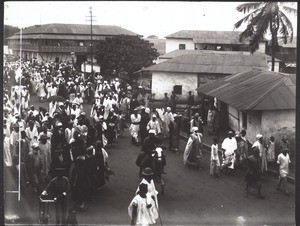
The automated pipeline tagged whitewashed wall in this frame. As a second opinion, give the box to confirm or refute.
[165,39,194,53]
[152,71,198,99]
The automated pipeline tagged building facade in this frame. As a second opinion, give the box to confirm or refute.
[165,30,268,54]
[6,23,138,66]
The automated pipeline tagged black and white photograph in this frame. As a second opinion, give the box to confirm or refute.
[3,1,297,225]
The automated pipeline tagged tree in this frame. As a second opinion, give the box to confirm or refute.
[234,2,297,71]
[4,25,20,45]
[94,35,159,81]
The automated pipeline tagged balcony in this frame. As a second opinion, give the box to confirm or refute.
[9,43,39,52]
[8,44,89,53]
[40,45,88,53]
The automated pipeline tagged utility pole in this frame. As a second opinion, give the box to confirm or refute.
[86,6,96,81]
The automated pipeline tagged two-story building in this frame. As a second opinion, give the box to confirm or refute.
[6,23,138,67]
[165,30,268,54]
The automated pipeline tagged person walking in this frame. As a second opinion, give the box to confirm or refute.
[221,131,237,172]
[245,147,264,199]
[129,109,141,146]
[136,167,159,211]
[183,127,203,168]
[128,183,158,226]
[252,134,267,173]
[41,168,70,225]
[276,147,291,196]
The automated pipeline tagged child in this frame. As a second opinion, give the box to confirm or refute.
[210,137,220,178]
[267,136,275,162]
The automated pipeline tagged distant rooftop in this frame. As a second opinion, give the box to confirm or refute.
[165,30,269,45]
[7,23,138,40]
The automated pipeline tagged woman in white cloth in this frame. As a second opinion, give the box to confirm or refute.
[129,183,158,226]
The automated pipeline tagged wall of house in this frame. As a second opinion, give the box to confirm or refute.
[257,41,267,54]
[261,110,295,160]
[267,61,280,72]
[228,105,240,132]
[165,39,195,53]
[152,71,198,100]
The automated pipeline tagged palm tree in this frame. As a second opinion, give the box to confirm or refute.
[234,2,297,71]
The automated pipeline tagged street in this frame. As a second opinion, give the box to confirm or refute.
[4,97,295,225]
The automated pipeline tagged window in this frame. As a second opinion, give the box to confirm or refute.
[179,44,186,50]
[173,85,182,95]
[242,112,247,129]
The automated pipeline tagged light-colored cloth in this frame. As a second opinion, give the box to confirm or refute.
[210,143,220,175]
[252,141,267,171]
[39,142,52,179]
[130,114,141,139]
[183,132,202,165]
[37,82,46,98]
[146,120,161,135]
[267,141,275,162]
[277,153,290,178]
[4,136,13,166]
[128,193,158,226]
[25,126,39,150]
[221,137,237,169]
[136,178,159,210]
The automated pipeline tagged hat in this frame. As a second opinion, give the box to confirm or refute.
[194,113,199,118]
[256,134,263,139]
[166,107,171,112]
[149,129,156,134]
[80,112,86,116]
[142,167,154,176]
[228,131,234,135]
[152,114,157,118]
[145,108,150,114]
[31,143,39,149]
[55,121,63,127]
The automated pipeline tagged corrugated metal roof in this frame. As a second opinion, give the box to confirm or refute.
[7,23,138,39]
[196,69,295,110]
[7,34,108,40]
[143,53,269,74]
[165,30,250,44]
[159,50,281,62]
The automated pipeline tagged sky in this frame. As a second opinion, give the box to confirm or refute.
[4,1,298,38]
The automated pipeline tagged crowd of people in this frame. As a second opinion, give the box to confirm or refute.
[3,57,292,225]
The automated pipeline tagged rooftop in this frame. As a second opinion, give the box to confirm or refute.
[196,69,295,111]
[143,53,269,74]
[7,23,138,40]
[165,30,251,44]
[159,50,281,62]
